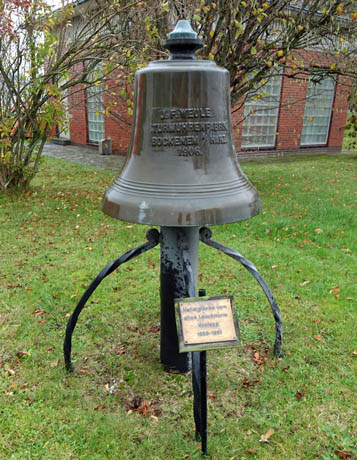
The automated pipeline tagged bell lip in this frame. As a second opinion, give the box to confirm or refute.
[101,190,262,227]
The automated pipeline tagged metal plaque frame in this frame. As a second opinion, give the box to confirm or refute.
[175,295,241,353]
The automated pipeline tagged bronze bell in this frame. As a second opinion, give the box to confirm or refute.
[102,20,262,226]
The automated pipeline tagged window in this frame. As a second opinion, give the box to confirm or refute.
[86,78,105,143]
[300,76,335,146]
[241,73,282,149]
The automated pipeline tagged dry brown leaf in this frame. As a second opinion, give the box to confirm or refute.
[16,351,30,358]
[242,378,260,388]
[296,390,305,400]
[259,428,275,442]
[334,450,353,459]
[94,405,104,411]
[314,335,324,342]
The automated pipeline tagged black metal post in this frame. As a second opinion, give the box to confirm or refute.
[160,226,199,372]
[192,288,208,455]
[200,350,207,455]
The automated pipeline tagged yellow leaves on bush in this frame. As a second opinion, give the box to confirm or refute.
[277,50,284,57]
[336,4,343,15]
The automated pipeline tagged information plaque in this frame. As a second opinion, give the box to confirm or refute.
[175,296,240,352]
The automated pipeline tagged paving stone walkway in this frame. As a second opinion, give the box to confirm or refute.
[43,142,126,171]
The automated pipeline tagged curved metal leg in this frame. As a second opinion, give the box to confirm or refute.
[64,229,160,371]
[199,227,283,356]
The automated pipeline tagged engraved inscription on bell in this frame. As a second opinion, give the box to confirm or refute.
[151,107,228,157]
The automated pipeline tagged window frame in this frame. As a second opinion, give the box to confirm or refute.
[241,71,283,150]
[300,75,336,147]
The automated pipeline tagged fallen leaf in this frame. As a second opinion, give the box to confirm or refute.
[271,265,279,270]
[334,450,353,459]
[124,396,161,417]
[300,280,311,286]
[314,228,324,234]
[352,351,357,356]
[259,428,275,442]
[296,391,305,400]
[329,286,340,294]
[33,309,46,316]
[94,405,104,411]
[16,351,30,358]
[242,378,260,388]
[28,397,35,405]
[245,448,257,454]
[50,360,59,368]
[314,335,324,342]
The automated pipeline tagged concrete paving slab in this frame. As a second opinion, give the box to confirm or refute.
[43,142,126,172]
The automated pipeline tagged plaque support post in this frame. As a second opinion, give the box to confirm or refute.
[160,226,199,372]
[192,288,208,455]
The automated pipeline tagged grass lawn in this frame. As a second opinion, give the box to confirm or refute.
[0,154,356,459]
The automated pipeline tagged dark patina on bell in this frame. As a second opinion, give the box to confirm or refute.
[102,20,262,226]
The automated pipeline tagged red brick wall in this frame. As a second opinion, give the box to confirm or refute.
[328,77,350,148]
[103,76,132,155]
[276,70,308,150]
[68,63,88,145]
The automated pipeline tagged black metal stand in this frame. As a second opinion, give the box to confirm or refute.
[64,226,283,372]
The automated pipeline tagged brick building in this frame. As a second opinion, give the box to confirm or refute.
[63,51,349,156]
[58,0,350,159]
